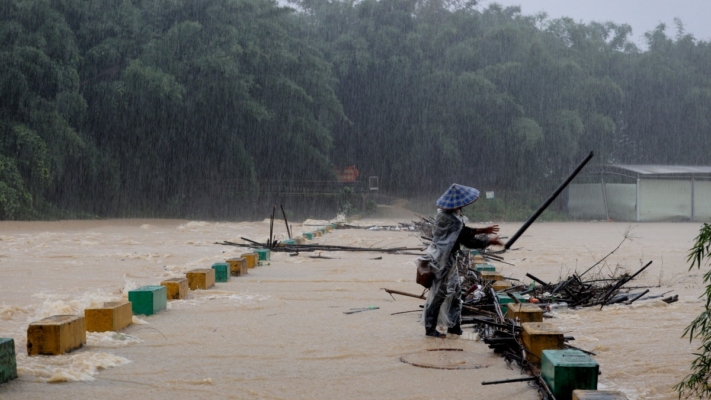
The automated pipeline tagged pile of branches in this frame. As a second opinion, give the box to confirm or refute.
[523,260,677,309]
[414,215,435,243]
[385,226,680,398]
[454,259,560,398]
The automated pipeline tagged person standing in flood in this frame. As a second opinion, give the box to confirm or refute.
[422,184,503,338]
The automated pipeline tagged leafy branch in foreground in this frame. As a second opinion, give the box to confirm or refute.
[675,223,711,398]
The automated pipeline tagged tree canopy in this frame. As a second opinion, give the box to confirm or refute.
[1,0,710,219]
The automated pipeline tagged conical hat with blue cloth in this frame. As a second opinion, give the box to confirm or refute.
[436,184,480,210]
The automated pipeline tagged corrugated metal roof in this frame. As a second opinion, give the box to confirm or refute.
[610,165,711,175]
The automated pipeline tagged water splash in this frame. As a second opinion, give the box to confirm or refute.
[30,289,121,321]
[17,351,131,383]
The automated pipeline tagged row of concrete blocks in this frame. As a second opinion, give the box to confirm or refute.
[301,224,335,240]
[472,255,516,292]
[279,224,335,243]
[505,304,629,400]
[0,251,272,384]
[474,258,626,400]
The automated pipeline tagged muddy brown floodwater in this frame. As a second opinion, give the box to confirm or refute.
[0,218,705,399]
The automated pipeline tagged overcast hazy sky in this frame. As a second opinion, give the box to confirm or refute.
[482,0,711,47]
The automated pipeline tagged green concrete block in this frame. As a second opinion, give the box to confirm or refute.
[303,232,314,240]
[470,249,480,256]
[128,285,167,316]
[496,293,527,314]
[542,350,599,400]
[211,262,230,282]
[475,264,496,272]
[281,239,296,245]
[0,338,17,384]
[254,248,271,261]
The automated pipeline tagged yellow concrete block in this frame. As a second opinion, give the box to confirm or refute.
[27,315,86,356]
[85,301,133,332]
[573,390,628,400]
[325,226,333,233]
[506,303,543,324]
[313,230,322,237]
[293,237,304,244]
[241,253,258,269]
[227,257,248,276]
[186,268,216,290]
[492,280,512,291]
[521,322,565,364]
[481,271,503,281]
[472,255,486,265]
[161,277,189,300]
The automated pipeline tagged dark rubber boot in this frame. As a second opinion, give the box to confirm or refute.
[426,328,446,338]
[447,325,463,335]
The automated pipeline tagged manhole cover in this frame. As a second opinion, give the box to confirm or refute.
[400,348,491,370]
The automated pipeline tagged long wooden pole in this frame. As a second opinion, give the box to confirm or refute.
[505,151,594,250]
[269,205,276,247]
[382,288,426,299]
[280,204,292,239]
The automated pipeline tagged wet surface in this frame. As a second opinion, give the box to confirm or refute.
[0,219,704,399]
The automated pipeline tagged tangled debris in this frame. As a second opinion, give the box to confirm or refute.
[385,244,676,399]
[218,238,424,254]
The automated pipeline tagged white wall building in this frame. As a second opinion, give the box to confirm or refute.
[568,165,711,222]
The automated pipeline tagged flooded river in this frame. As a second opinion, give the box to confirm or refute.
[0,218,705,399]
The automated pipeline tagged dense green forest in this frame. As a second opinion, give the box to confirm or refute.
[1,0,710,219]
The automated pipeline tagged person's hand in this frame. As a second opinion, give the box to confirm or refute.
[487,236,504,247]
[480,225,499,235]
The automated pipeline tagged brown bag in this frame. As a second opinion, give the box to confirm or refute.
[416,258,434,288]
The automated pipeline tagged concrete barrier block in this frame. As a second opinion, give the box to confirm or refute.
[521,322,565,364]
[492,280,512,291]
[187,268,216,290]
[85,301,133,332]
[542,350,599,400]
[27,315,86,356]
[506,303,543,323]
[128,285,167,316]
[481,271,503,281]
[313,230,322,237]
[573,390,628,400]
[254,249,270,261]
[241,253,258,269]
[303,232,314,240]
[0,338,17,384]
[496,293,527,314]
[161,278,189,300]
[227,258,248,276]
[211,262,230,282]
